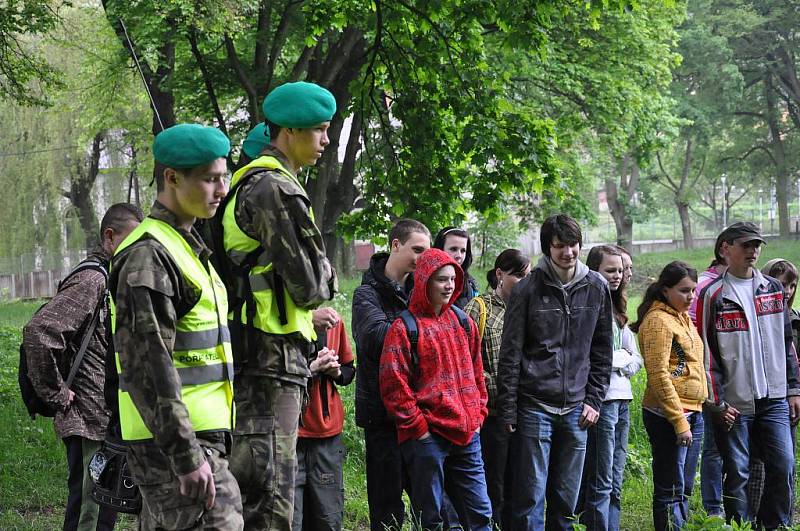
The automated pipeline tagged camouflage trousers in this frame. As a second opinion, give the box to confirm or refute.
[128,442,243,531]
[230,376,303,531]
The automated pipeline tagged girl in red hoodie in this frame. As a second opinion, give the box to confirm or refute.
[380,248,491,531]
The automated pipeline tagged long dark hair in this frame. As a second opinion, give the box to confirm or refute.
[630,261,698,333]
[434,227,473,273]
[487,249,530,289]
[586,245,628,327]
[762,259,799,309]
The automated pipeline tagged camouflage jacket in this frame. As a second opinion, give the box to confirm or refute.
[232,145,333,386]
[110,201,216,476]
[22,247,110,441]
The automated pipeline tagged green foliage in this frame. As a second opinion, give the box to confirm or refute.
[0,0,67,105]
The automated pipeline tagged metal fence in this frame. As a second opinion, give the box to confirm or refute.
[0,249,88,301]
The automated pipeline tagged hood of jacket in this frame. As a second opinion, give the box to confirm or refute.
[410,248,463,316]
[535,255,590,288]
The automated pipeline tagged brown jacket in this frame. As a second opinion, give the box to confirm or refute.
[22,248,110,441]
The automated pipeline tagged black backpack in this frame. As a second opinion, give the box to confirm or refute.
[398,305,472,369]
[18,259,107,419]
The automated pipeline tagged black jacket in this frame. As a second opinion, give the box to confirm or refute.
[496,257,613,425]
[352,253,410,428]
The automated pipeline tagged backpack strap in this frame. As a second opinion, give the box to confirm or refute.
[472,295,487,339]
[60,259,108,387]
[451,305,472,342]
[398,310,419,368]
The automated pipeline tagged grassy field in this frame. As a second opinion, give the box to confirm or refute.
[4,242,800,530]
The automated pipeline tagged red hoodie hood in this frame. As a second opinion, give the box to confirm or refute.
[410,248,464,316]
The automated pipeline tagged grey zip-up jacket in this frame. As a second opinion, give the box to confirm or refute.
[496,256,614,425]
[697,269,800,414]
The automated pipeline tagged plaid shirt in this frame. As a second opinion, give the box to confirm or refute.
[465,291,506,415]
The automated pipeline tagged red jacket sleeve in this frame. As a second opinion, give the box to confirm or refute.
[379,320,429,441]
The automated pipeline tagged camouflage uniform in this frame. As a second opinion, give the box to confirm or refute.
[227,146,333,531]
[111,202,243,531]
[23,247,117,531]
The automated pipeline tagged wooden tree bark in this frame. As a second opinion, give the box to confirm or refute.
[605,154,638,251]
[63,131,105,249]
[765,71,790,237]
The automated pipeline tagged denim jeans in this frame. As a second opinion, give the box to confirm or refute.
[699,409,723,516]
[400,432,492,531]
[579,400,630,531]
[643,409,703,531]
[713,398,794,528]
[509,405,588,531]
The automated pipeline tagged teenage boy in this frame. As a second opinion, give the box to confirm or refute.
[24,203,142,531]
[497,214,613,531]
[225,82,336,531]
[380,248,491,531]
[292,307,355,531]
[352,218,430,531]
[689,234,727,518]
[697,221,800,527]
[112,124,243,529]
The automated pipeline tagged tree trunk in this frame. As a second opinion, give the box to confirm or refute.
[67,131,105,249]
[677,200,693,250]
[765,71,790,237]
[605,154,638,251]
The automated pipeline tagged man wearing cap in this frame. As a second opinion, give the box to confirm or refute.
[697,221,800,527]
[111,123,243,530]
[223,81,335,531]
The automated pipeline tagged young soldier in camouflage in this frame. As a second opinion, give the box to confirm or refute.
[24,203,142,531]
[225,82,336,531]
[111,124,243,530]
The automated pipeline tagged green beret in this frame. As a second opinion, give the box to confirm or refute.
[262,82,336,128]
[152,124,230,169]
[242,123,270,159]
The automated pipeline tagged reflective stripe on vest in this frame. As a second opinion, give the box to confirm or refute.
[112,217,234,441]
[222,155,316,341]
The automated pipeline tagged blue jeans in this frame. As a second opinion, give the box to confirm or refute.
[400,432,492,531]
[700,409,723,516]
[579,400,630,531]
[509,406,587,531]
[643,410,703,531]
[713,398,794,528]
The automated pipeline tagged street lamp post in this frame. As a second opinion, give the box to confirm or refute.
[759,188,764,230]
[721,174,727,228]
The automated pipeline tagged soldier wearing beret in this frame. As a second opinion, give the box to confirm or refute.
[110,124,243,530]
[223,82,336,531]
[237,122,270,170]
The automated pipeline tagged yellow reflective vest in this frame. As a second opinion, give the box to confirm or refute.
[113,217,234,441]
[222,155,316,342]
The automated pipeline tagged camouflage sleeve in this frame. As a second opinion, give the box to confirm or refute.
[112,242,205,476]
[22,270,105,411]
[242,176,332,308]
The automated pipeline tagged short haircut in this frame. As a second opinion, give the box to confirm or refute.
[100,203,144,237]
[389,219,430,245]
[540,214,582,257]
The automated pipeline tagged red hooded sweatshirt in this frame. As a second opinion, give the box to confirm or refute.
[379,248,488,446]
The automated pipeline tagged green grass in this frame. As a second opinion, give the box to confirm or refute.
[5,243,800,530]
